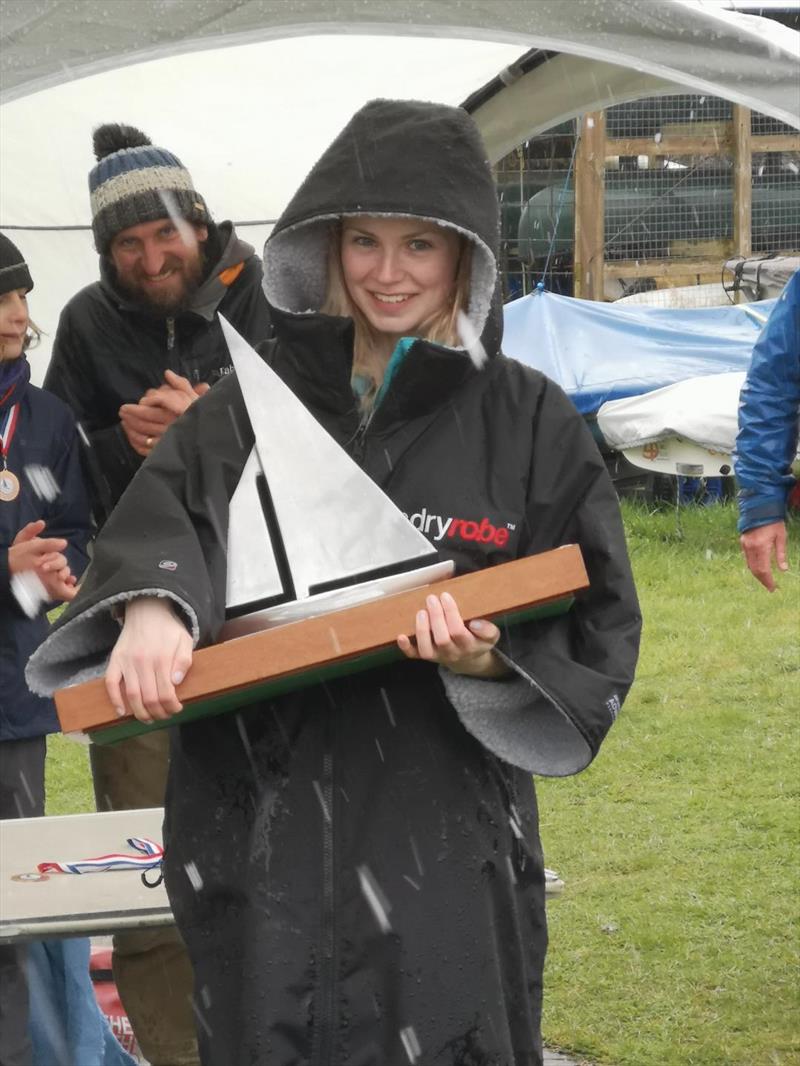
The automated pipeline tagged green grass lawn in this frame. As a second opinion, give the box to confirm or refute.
[540,501,799,1066]
[45,500,799,1064]
[46,734,92,816]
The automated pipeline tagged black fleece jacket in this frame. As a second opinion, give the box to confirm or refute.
[44,221,271,525]
[29,100,641,1066]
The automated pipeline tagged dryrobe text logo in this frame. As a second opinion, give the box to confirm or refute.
[403,506,513,548]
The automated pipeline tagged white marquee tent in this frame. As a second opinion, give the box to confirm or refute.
[1,0,798,381]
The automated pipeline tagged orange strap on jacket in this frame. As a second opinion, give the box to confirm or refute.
[219,261,245,287]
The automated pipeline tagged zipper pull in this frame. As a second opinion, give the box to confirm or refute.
[351,409,375,463]
[166,318,176,351]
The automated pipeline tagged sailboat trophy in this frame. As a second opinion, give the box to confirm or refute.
[53,319,589,742]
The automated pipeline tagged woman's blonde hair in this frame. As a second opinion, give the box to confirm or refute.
[321,220,472,392]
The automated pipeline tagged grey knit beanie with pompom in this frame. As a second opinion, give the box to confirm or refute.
[89,123,210,253]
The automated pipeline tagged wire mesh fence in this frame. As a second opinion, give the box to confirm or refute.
[495,125,575,300]
[751,148,799,255]
[751,112,798,137]
[604,93,731,138]
[603,163,734,263]
[497,93,800,304]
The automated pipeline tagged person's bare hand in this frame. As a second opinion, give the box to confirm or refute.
[9,520,68,574]
[140,371,209,417]
[118,400,173,456]
[106,598,193,723]
[40,566,79,602]
[162,369,211,402]
[8,521,77,603]
[740,520,789,592]
[119,371,210,456]
[397,590,508,678]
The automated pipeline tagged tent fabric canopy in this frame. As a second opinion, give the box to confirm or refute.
[502,290,773,416]
[1,0,796,383]
[3,0,798,124]
[0,34,527,381]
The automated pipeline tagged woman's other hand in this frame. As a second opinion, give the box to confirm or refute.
[397,590,509,678]
[106,597,193,723]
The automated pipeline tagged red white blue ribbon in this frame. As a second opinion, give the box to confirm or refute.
[1,403,20,462]
[37,836,163,875]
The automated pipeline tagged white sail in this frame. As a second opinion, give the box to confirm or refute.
[226,449,284,611]
[221,316,452,638]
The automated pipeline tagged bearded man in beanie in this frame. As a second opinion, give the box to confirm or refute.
[46,123,271,524]
[44,125,271,1066]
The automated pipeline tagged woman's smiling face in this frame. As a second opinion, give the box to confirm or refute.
[340,216,461,338]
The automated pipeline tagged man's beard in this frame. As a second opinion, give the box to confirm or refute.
[116,252,205,316]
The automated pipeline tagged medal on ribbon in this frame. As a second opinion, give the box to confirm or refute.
[0,404,20,502]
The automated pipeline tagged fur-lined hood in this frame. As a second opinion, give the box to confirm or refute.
[262,99,502,354]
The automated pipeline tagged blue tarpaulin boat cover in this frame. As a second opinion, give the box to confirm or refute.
[501,290,774,416]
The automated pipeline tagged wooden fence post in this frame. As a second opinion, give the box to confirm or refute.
[732,104,752,299]
[574,111,606,301]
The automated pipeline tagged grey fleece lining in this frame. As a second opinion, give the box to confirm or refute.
[438,652,593,778]
[26,589,199,698]
[263,213,496,346]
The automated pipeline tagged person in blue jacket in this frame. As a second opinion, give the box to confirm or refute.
[0,232,91,1065]
[735,268,800,591]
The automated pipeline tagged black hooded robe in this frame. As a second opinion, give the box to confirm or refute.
[29,101,641,1066]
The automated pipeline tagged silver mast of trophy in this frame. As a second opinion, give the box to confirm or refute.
[220,317,453,639]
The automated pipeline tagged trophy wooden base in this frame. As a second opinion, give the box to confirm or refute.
[54,546,588,744]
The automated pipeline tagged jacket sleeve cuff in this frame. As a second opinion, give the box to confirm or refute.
[25,589,198,697]
[438,652,593,778]
[737,489,789,533]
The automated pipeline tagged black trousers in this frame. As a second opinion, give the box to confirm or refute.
[0,736,46,1066]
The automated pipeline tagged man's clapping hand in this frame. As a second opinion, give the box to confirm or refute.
[119,369,210,456]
